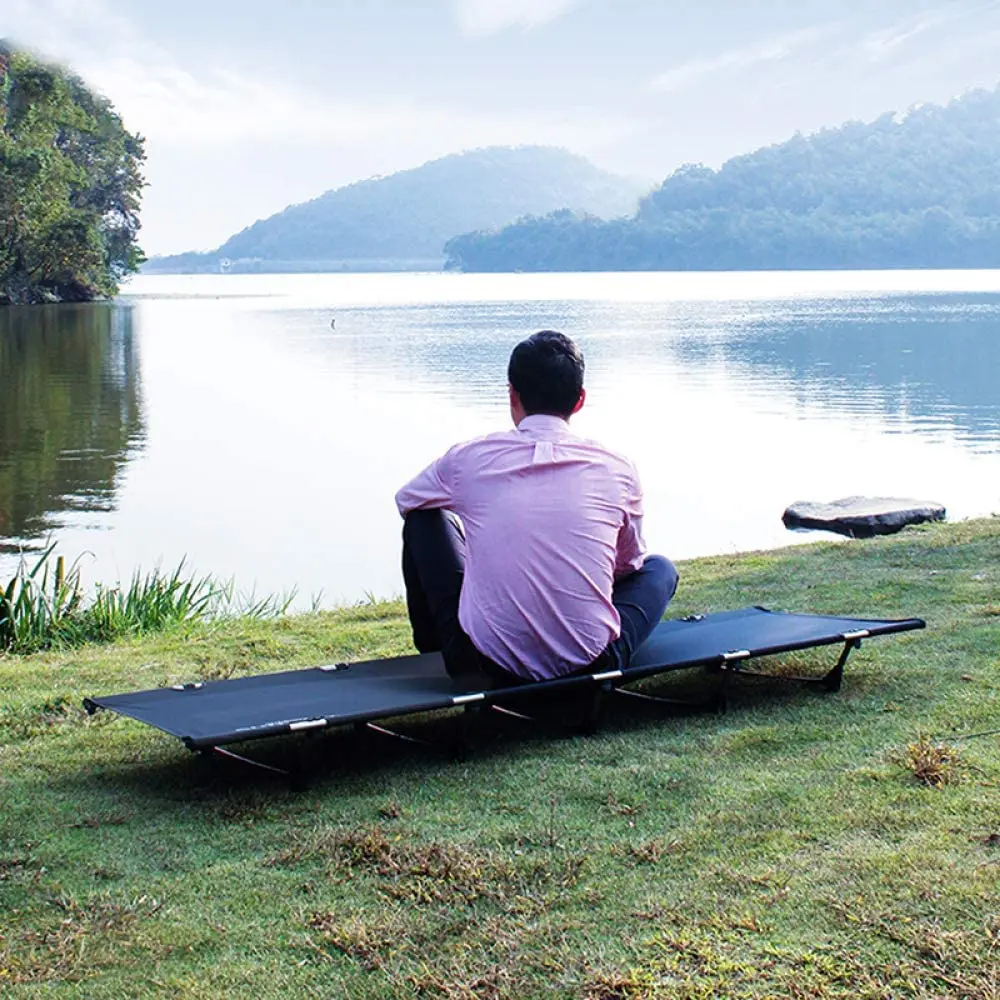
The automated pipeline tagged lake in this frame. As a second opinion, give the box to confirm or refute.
[1,271,998,607]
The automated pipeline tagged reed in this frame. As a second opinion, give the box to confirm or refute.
[0,549,289,654]
[0,546,84,653]
[209,578,297,621]
[72,564,218,645]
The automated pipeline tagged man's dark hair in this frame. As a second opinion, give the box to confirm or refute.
[507,330,584,417]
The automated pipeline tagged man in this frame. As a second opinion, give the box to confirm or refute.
[395,330,678,686]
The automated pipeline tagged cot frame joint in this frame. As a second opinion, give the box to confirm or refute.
[714,635,865,693]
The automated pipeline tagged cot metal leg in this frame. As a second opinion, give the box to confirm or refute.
[611,685,726,714]
[490,703,538,723]
[205,745,292,779]
[453,703,485,759]
[818,638,859,692]
[355,720,438,750]
[719,638,861,692]
[717,668,732,713]
[492,693,624,738]
[353,716,475,759]
[580,682,611,735]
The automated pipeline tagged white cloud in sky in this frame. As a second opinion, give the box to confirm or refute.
[862,19,941,61]
[452,0,580,37]
[84,55,632,153]
[4,0,624,152]
[645,6,1000,107]
[2,0,136,61]
[647,25,834,95]
[859,5,984,62]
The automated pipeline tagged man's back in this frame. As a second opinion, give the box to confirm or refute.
[395,413,644,680]
[397,328,676,685]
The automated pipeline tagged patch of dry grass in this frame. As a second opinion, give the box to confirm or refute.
[901,734,964,787]
[0,892,162,986]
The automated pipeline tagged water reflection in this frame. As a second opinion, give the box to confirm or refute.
[0,273,997,604]
[261,293,1000,450]
[0,303,145,551]
[671,296,1000,449]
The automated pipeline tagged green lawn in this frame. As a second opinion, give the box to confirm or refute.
[2,519,999,998]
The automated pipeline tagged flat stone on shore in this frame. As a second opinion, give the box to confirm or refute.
[782,496,946,538]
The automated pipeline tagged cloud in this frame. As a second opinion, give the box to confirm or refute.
[85,57,437,147]
[451,0,579,37]
[4,0,621,151]
[859,4,990,63]
[645,7,996,100]
[2,0,137,61]
[78,54,635,161]
[2,0,637,251]
[648,25,834,95]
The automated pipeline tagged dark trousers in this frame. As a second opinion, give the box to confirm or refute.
[401,509,679,685]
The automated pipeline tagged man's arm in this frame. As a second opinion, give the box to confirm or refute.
[613,464,647,579]
[395,447,457,517]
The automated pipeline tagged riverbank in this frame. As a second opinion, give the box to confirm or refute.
[2,518,998,997]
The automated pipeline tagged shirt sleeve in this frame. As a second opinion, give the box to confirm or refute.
[394,446,458,517]
[613,462,647,579]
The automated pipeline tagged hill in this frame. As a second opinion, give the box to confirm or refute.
[145,147,644,274]
[445,87,1000,272]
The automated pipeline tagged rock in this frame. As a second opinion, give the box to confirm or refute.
[782,496,946,538]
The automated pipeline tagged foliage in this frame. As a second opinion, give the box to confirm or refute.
[1,519,998,995]
[0,545,291,654]
[446,87,1000,272]
[0,41,145,304]
[144,146,643,273]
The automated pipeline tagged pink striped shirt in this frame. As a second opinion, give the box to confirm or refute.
[395,414,646,681]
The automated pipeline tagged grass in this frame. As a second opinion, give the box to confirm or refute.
[1,547,293,654]
[1,518,999,997]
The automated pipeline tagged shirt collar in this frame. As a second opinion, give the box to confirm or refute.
[517,413,575,439]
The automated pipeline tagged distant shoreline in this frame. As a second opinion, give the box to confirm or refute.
[138,260,1000,277]
[141,257,447,276]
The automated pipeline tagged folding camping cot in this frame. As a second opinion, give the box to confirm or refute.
[85,606,925,777]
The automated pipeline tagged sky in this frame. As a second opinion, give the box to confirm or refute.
[4,0,1000,255]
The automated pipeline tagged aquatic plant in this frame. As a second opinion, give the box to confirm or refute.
[0,547,290,654]
[0,546,83,653]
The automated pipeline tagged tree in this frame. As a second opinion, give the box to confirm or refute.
[0,42,145,305]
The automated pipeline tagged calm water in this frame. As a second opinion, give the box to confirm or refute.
[1,271,998,606]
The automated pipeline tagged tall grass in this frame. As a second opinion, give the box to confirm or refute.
[0,547,293,654]
[0,547,83,653]
[75,564,218,645]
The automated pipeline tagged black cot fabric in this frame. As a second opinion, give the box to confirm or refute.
[87,651,457,750]
[625,607,921,677]
[84,607,924,750]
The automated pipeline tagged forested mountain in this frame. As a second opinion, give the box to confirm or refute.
[446,88,1000,272]
[146,147,644,273]
[0,42,145,304]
